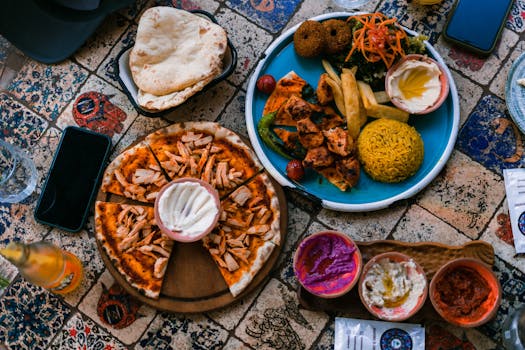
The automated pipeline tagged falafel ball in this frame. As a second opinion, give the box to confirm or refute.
[293,20,326,58]
[322,19,352,55]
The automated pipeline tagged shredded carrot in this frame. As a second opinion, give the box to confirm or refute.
[345,13,408,68]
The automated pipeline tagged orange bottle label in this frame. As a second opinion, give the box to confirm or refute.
[45,251,83,295]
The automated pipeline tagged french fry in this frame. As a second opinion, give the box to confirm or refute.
[366,104,410,122]
[324,75,346,116]
[357,81,409,123]
[341,68,362,140]
[322,59,342,86]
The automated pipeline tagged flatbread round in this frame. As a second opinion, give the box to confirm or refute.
[130,7,227,96]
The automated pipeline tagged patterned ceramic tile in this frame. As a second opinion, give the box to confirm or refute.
[96,24,137,89]
[482,201,525,272]
[450,70,484,127]
[0,93,48,149]
[490,40,525,99]
[0,279,72,350]
[392,204,470,244]
[137,312,229,349]
[207,287,261,331]
[379,0,455,44]
[457,94,524,174]
[78,270,157,345]
[508,0,525,33]
[311,321,334,350]
[217,90,249,140]
[110,114,170,159]
[317,204,407,241]
[163,81,236,123]
[167,0,221,13]
[8,60,88,121]
[279,202,311,262]
[479,256,525,343]
[56,75,138,145]
[0,256,17,298]
[215,8,274,87]
[278,241,301,288]
[417,150,504,239]
[226,0,301,33]
[43,229,105,307]
[426,321,497,350]
[222,336,253,350]
[74,14,130,72]
[49,312,127,350]
[435,28,518,86]
[235,278,329,349]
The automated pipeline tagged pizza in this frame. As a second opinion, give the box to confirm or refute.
[202,173,280,297]
[145,122,263,197]
[96,122,282,301]
[95,201,174,299]
[100,141,168,203]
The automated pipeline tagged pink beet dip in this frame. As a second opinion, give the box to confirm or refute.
[294,231,361,298]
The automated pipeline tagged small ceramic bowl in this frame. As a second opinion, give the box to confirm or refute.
[429,258,501,327]
[358,252,428,322]
[385,54,449,115]
[154,178,220,242]
[293,230,362,298]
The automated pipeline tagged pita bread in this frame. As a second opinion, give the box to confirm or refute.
[130,7,227,96]
[137,71,217,111]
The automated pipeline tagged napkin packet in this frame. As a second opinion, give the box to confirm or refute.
[334,317,425,350]
[503,168,525,253]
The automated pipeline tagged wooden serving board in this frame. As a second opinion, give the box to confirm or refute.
[96,173,287,313]
[297,240,495,322]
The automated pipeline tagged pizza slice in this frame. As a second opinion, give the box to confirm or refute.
[146,122,263,198]
[202,173,280,297]
[100,141,168,203]
[95,201,174,299]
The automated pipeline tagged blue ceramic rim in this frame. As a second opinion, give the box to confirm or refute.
[245,12,460,212]
[505,51,525,134]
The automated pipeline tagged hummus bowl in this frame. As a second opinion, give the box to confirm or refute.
[293,230,362,298]
[358,252,427,321]
[429,258,501,327]
[385,54,449,115]
[154,178,220,242]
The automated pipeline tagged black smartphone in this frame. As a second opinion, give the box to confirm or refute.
[443,0,514,56]
[35,126,111,232]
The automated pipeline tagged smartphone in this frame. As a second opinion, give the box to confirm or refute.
[35,126,111,232]
[443,0,514,56]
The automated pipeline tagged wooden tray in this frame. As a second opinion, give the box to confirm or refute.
[297,240,495,322]
[97,174,287,313]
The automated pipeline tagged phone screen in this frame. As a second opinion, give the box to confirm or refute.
[445,0,513,53]
[35,126,111,232]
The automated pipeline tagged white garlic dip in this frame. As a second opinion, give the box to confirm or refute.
[157,181,218,238]
[362,258,426,317]
[387,59,442,114]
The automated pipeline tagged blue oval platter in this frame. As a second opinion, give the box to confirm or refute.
[245,12,460,212]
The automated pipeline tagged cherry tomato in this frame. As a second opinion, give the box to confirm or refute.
[256,74,276,94]
[286,159,305,181]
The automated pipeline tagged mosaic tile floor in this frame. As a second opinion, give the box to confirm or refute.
[1,0,525,349]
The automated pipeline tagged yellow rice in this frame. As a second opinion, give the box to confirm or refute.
[357,119,424,183]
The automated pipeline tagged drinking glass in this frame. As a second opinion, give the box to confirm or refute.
[332,0,370,9]
[0,140,37,204]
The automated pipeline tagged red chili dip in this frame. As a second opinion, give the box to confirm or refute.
[433,266,491,321]
[295,232,359,296]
